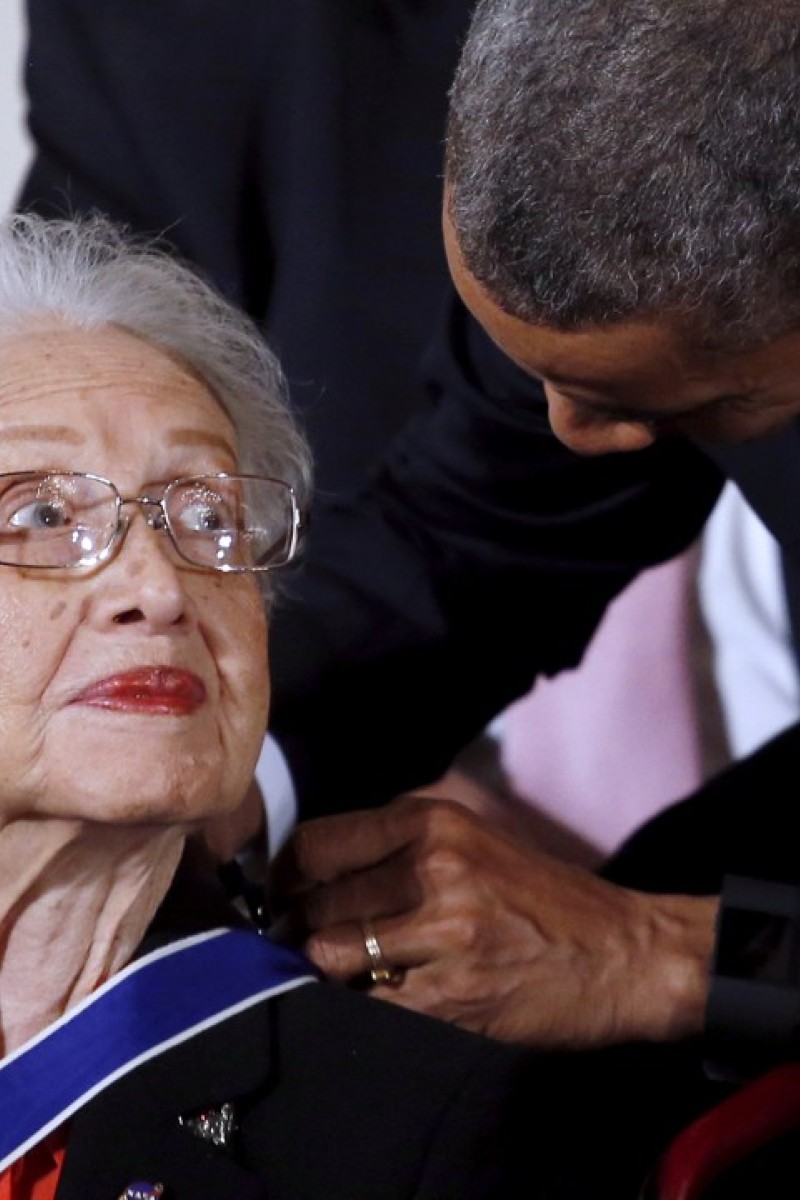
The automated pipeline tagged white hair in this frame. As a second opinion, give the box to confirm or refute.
[0,212,312,502]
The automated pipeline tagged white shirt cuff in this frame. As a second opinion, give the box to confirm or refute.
[254,733,298,857]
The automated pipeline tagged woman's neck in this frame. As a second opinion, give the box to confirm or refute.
[0,819,185,1055]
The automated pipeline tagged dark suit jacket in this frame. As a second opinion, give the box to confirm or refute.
[53,870,535,1200]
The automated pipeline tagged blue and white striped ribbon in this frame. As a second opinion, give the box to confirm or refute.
[0,927,317,1173]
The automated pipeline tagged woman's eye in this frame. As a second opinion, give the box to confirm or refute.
[177,500,228,533]
[8,500,70,530]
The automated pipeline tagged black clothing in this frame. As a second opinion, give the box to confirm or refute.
[54,863,537,1200]
[21,0,467,498]
[268,302,724,809]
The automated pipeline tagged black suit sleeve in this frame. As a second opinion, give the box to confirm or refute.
[605,721,800,1077]
[269,296,724,814]
[605,721,800,894]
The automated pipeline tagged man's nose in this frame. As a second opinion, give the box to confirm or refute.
[546,391,657,455]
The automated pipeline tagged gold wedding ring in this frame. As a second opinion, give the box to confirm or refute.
[362,920,404,987]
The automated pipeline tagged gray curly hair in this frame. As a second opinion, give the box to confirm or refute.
[447,0,800,351]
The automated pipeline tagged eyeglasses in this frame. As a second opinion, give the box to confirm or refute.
[0,472,306,573]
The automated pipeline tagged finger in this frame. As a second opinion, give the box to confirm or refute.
[304,908,446,982]
[271,794,440,900]
[300,848,422,931]
[300,919,391,981]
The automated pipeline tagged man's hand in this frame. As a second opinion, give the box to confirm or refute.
[270,794,718,1048]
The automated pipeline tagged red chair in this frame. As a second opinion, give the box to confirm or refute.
[643,1062,800,1199]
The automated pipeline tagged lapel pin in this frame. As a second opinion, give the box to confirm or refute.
[118,1185,164,1200]
[179,1101,237,1150]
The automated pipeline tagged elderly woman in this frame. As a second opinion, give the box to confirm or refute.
[0,215,530,1200]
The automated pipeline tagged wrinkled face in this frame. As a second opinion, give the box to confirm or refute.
[443,205,800,455]
[0,324,269,827]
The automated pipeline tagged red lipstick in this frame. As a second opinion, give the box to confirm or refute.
[71,667,207,715]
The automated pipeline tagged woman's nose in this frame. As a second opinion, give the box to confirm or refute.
[89,509,191,631]
[546,391,657,455]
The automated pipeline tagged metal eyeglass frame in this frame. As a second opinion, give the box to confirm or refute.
[0,471,306,573]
